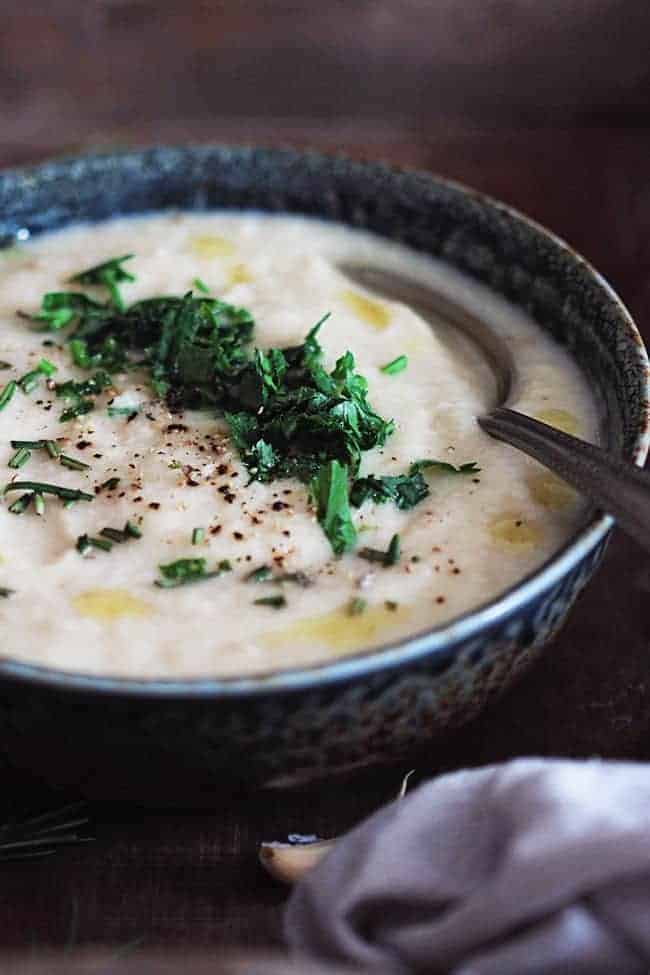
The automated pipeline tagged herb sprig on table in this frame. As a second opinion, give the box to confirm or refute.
[15,255,478,556]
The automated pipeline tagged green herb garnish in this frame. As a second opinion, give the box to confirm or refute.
[33,492,45,516]
[348,596,367,616]
[359,533,401,568]
[11,439,46,449]
[3,481,94,502]
[7,493,32,514]
[8,447,31,469]
[100,477,120,491]
[193,277,210,294]
[45,440,60,458]
[70,255,135,311]
[98,522,143,544]
[0,381,17,412]
[380,354,408,375]
[77,534,112,555]
[155,557,230,589]
[410,459,481,477]
[59,454,91,472]
[245,565,273,583]
[254,594,287,609]
[124,520,142,539]
[191,527,205,545]
[310,460,357,555]
[107,405,139,418]
[351,458,480,511]
[18,358,57,394]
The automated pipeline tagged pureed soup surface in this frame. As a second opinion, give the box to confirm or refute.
[0,213,598,677]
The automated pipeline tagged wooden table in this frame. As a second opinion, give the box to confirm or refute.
[1,122,649,958]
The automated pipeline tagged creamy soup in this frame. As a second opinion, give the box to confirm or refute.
[0,213,598,677]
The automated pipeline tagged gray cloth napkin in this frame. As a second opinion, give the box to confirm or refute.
[285,758,650,974]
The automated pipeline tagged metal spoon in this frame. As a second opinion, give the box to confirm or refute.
[340,264,650,551]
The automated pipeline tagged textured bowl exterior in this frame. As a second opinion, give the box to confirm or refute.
[0,146,647,797]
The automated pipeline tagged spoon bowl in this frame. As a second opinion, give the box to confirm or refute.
[340,263,650,553]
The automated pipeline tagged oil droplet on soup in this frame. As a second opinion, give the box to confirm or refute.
[263,602,409,654]
[488,514,542,550]
[188,235,235,259]
[228,263,253,285]
[529,473,577,511]
[535,408,578,435]
[73,589,153,621]
[341,290,391,329]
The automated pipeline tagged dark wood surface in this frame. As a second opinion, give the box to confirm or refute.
[1,0,650,965]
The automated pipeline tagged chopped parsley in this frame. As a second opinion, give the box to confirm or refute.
[380,354,408,375]
[310,460,357,555]
[351,458,480,511]
[19,258,476,555]
[359,533,401,568]
[70,255,135,311]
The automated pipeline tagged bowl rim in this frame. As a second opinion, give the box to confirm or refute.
[0,144,648,699]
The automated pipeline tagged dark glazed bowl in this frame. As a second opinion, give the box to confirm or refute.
[0,146,648,800]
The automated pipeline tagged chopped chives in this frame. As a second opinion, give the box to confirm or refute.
[124,520,142,538]
[45,440,60,458]
[8,447,31,469]
[192,527,205,545]
[37,358,57,377]
[100,477,120,491]
[18,370,42,394]
[107,406,139,418]
[33,492,45,516]
[8,492,33,514]
[254,594,287,609]
[155,556,229,588]
[100,527,128,544]
[245,565,273,583]
[348,596,367,616]
[359,533,401,568]
[380,354,408,375]
[76,534,112,555]
[59,454,91,471]
[3,481,94,502]
[60,400,94,422]
[0,381,17,411]
[10,440,46,449]
[192,277,210,294]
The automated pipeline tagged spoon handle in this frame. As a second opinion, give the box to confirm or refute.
[479,407,650,550]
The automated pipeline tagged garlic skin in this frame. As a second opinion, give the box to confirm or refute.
[259,771,416,885]
[259,839,335,885]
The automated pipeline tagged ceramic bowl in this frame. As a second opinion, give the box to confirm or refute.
[0,146,647,798]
